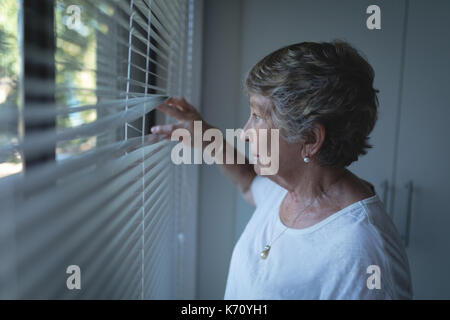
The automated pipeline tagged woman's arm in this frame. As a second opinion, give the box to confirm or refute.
[150,97,257,205]
[215,137,256,205]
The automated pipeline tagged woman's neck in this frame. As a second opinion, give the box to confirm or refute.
[277,164,349,204]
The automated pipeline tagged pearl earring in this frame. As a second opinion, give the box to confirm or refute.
[303,156,310,163]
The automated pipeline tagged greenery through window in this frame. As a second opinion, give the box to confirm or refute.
[0,0,22,178]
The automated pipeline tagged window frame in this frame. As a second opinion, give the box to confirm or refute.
[22,0,56,170]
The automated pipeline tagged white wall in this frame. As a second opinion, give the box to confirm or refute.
[197,0,408,299]
[196,0,244,299]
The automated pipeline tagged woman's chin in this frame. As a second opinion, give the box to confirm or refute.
[253,157,280,176]
[253,163,261,175]
[253,160,269,175]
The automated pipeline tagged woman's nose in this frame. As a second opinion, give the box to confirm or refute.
[240,121,251,142]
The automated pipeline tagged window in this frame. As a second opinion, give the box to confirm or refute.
[0,0,22,178]
[0,0,200,299]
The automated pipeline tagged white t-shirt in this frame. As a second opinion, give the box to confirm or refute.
[224,175,413,299]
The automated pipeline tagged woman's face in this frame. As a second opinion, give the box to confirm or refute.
[241,94,300,177]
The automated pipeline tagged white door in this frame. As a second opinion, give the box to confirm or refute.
[392,0,450,299]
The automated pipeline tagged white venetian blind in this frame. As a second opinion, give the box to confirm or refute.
[0,0,198,299]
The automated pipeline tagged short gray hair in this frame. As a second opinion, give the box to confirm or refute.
[244,40,379,168]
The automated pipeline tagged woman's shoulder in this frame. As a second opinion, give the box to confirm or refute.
[332,196,412,299]
[327,194,408,276]
[335,171,377,210]
[314,192,394,258]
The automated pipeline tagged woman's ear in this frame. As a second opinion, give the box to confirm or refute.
[303,123,326,158]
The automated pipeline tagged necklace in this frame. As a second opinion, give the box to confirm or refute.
[259,197,316,259]
[260,171,348,260]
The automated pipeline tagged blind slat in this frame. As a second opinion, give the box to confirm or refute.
[0,136,169,195]
[16,160,173,297]
[1,0,194,299]
[10,145,172,229]
[153,0,184,38]
[144,217,172,292]
[0,96,166,126]
[0,96,166,159]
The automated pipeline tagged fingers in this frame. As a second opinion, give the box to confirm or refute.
[150,123,184,138]
[150,124,173,135]
[155,102,185,120]
[166,96,187,110]
[156,96,198,120]
[152,96,202,139]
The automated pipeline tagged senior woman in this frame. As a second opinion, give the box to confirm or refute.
[151,41,412,299]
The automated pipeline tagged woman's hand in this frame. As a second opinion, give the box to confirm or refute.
[153,97,256,203]
[150,97,211,147]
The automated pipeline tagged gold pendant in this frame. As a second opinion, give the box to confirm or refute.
[260,245,271,259]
